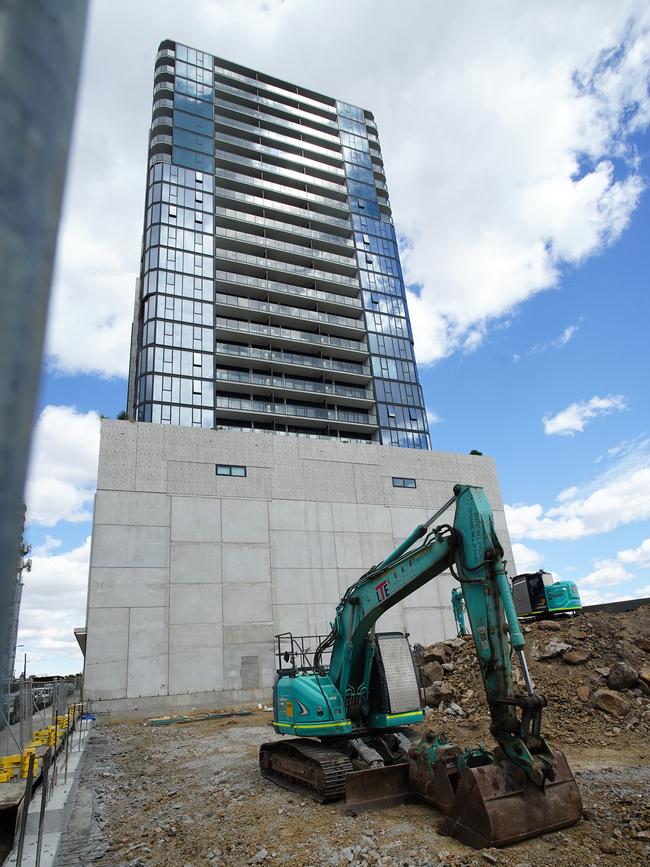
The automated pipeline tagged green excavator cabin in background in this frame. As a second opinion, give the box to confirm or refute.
[260,484,582,848]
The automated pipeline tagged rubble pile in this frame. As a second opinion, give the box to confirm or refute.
[415,605,650,750]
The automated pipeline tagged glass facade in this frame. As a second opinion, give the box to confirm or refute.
[131,40,430,448]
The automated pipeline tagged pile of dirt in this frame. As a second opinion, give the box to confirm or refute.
[415,605,650,753]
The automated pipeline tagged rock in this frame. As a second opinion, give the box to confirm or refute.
[577,686,590,702]
[532,639,572,660]
[599,839,618,854]
[635,637,650,652]
[420,661,444,685]
[538,620,562,631]
[422,644,449,664]
[482,851,499,863]
[340,848,354,864]
[563,649,591,665]
[570,630,589,641]
[442,662,455,673]
[450,637,466,649]
[594,688,630,717]
[607,661,638,691]
[250,849,268,864]
[595,667,610,677]
[636,830,650,841]
[424,685,443,707]
[440,681,455,700]
[444,702,464,717]
[582,807,597,821]
[639,666,650,686]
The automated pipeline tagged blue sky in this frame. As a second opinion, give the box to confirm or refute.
[19,1,650,675]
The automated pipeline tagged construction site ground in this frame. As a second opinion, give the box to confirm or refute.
[58,608,650,867]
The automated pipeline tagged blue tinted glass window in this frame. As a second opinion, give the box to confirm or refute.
[346,163,374,184]
[174,92,213,118]
[339,115,366,136]
[342,146,373,169]
[175,76,212,101]
[336,101,365,122]
[174,128,213,155]
[351,199,379,218]
[174,110,213,136]
[348,179,377,201]
[172,146,213,174]
[340,131,369,152]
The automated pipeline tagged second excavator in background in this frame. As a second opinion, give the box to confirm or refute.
[259,484,582,849]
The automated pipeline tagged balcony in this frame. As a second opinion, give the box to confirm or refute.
[214,96,340,150]
[153,81,174,98]
[156,48,175,63]
[214,79,338,133]
[215,342,371,382]
[213,186,352,233]
[215,206,354,254]
[215,395,377,432]
[214,129,345,181]
[213,247,360,297]
[214,113,344,167]
[214,292,364,337]
[215,369,374,406]
[214,148,347,198]
[214,64,337,118]
[214,270,361,316]
[214,167,349,217]
[214,225,356,273]
[215,317,368,360]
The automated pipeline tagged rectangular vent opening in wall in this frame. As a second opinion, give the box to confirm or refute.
[392,476,416,488]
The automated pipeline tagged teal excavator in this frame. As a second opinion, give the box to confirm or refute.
[259,485,582,848]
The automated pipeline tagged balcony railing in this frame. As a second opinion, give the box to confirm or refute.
[214,129,345,180]
[215,205,354,252]
[214,148,347,197]
[215,395,376,426]
[213,247,359,294]
[214,64,337,117]
[215,341,370,376]
[214,270,361,313]
[215,80,338,131]
[213,185,351,232]
[215,167,348,214]
[215,369,372,401]
[215,96,340,149]
[214,225,355,270]
[214,292,363,333]
[214,113,343,165]
[216,317,367,356]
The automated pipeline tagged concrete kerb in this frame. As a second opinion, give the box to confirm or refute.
[4,721,94,867]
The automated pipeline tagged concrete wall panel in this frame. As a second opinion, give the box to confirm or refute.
[170,542,222,583]
[126,607,169,698]
[91,525,170,569]
[170,583,222,625]
[89,567,169,608]
[169,624,223,694]
[222,499,269,543]
[222,543,270,583]
[94,491,170,526]
[222,582,272,623]
[84,607,129,700]
[96,422,137,491]
[171,496,221,542]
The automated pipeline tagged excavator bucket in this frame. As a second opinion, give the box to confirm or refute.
[440,749,582,849]
[345,762,414,814]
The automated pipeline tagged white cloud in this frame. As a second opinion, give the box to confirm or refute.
[17,538,90,676]
[618,538,650,566]
[543,394,627,436]
[578,557,633,587]
[426,409,443,426]
[512,542,544,573]
[556,325,579,346]
[25,406,100,527]
[515,322,581,362]
[505,439,650,541]
[577,588,633,606]
[43,0,650,375]
[637,584,650,596]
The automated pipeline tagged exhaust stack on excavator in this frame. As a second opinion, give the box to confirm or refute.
[260,484,582,849]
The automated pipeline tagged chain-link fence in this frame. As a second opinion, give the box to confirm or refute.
[0,676,82,758]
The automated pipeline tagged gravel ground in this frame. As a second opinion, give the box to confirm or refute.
[55,712,650,867]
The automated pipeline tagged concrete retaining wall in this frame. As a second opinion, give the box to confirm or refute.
[83,422,513,716]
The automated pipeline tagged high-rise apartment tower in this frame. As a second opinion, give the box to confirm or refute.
[129,40,430,449]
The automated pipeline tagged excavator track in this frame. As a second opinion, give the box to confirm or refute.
[259,738,353,803]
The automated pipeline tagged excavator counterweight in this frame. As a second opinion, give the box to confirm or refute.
[259,484,582,849]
